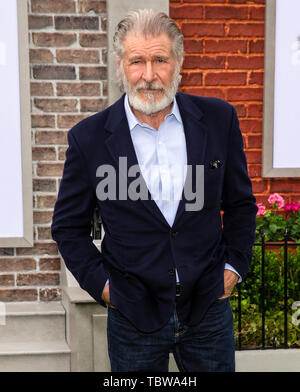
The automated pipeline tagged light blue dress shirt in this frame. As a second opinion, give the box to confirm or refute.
[104,94,241,286]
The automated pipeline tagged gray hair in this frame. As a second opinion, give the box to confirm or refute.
[113,9,184,63]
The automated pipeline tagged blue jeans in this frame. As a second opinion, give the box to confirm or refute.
[107,297,235,372]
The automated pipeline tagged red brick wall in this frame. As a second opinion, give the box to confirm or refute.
[171,0,300,207]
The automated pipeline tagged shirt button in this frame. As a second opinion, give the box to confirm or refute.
[170,230,178,238]
[158,141,163,145]
[168,268,175,276]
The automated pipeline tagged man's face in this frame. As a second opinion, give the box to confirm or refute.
[117,33,181,115]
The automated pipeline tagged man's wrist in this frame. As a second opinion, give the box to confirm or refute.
[224,263,242,283]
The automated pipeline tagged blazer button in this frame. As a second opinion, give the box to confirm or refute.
[170,231,178,238]
[168,268,175,276]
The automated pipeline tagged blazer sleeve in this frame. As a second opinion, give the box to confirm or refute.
[221,105,258,281]
[51,130,109,307]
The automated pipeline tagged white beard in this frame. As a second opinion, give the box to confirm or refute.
[119,63,182,115]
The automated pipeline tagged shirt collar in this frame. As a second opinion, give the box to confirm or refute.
[124,93,182,131]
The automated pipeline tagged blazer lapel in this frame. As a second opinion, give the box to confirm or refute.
[104,94,171,228]
[172,92,208,227]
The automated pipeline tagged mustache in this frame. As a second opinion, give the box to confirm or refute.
[135,82,165,92]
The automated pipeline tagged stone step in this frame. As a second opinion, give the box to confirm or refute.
[0,302,66,343]
[0,341,71,372]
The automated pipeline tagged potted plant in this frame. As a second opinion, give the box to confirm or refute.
[255,193,300,252]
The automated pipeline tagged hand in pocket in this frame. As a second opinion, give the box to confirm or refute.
[218,269,239,300]
[101,282,117,309]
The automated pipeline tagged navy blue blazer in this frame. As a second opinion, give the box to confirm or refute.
[51,92,258,333]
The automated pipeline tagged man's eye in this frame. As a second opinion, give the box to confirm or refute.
[156,59,165,63]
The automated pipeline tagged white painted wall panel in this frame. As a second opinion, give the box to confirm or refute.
[0,0,23,237]
[273,0,300,168]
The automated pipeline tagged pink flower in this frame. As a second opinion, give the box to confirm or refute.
[256,203,266,216]
[284,201,300,212]
[285,203,292,211]
[268,193,285,209]
[291,201,300,211]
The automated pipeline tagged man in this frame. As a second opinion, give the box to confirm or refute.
[51,9,258,372]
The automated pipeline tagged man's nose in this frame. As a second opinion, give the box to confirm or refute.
[142,61,156,83]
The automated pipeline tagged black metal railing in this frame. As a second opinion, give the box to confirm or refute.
[91,206,102,240]
[235,227,300,350]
